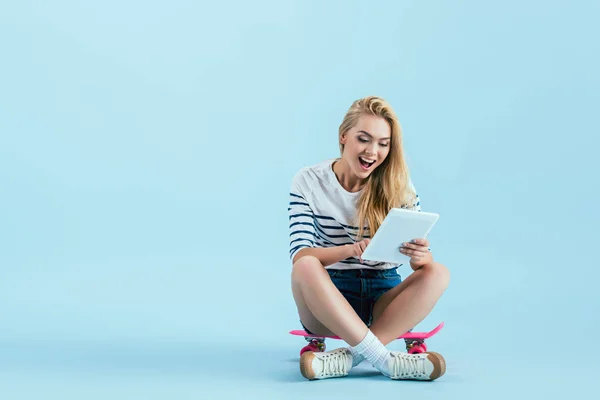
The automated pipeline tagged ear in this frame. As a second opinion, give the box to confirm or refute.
[340,132,347,145]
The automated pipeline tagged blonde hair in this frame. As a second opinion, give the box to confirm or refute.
[338,96,416,239]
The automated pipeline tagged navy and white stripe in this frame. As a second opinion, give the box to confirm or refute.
[288,198,385,268]
[288,159,422,270]
[288,193,318,260]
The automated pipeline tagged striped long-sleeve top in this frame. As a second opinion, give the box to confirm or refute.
[288,158,421,270]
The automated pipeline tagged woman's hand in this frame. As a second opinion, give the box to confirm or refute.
[400,238,433,270]
[350,238,371,263]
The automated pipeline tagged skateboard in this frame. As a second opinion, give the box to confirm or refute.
[290,322,444,356]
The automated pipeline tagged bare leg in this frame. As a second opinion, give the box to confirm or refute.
[369,262,450,345]
[291,255,368,346]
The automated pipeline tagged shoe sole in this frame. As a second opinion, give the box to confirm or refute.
[300,351,316,380]
[426,352,446,380]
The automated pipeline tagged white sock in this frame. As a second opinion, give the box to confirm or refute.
[349,330,392,376]
[347,349,365,367]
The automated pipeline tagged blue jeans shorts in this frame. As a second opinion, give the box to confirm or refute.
[301,267,402,334]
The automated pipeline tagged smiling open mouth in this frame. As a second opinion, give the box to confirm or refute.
[359,156,376,169]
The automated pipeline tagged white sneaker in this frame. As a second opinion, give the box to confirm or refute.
[300,348,353,380]
[387,351,446,380]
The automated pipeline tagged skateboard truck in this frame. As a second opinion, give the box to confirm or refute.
[291,322,443,356]
[302,336,326,354]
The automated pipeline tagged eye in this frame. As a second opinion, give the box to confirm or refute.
[379,142,389,147]
[358,137,369,143]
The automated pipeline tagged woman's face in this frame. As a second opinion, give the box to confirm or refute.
[340,114,392,179]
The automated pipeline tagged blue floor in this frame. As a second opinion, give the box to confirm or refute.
[1,337,597,399]
[1,248,598,399]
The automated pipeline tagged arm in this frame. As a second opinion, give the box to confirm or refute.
[292,244,355,267]
[404,180,434,270]
[407,238,434,271]
[288,173,356,267]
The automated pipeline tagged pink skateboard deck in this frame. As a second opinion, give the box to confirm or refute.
[290,322,444,355]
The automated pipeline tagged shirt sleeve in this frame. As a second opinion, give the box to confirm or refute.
[407,179,421,211]
[288,173,317,261]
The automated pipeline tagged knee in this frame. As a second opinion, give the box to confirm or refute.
[291,255,323,283]
[420,262,450,290]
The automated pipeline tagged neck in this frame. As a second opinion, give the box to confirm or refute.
[333,158,366,193]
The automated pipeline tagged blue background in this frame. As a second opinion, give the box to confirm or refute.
[1,0,598,398]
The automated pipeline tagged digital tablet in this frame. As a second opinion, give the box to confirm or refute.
[361,208,439,264]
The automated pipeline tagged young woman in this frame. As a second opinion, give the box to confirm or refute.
[289,96,450,381]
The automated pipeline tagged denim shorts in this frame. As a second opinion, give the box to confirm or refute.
[301,267,402,334]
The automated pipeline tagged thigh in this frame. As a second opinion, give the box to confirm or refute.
[329,271,364,324]
[292,278,336,336]
[371,268,421,323]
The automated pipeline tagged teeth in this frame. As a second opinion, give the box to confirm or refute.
[360,157,375,164]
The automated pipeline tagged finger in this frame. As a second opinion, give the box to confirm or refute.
[359,243,368,262]
[402,242,426,251]
[354,243,363,263]
[359,241,368,252]
[411,238,429,247]
[400,247,427,258]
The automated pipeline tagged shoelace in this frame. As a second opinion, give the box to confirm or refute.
[320,351,349,377]
[390,353,427,379]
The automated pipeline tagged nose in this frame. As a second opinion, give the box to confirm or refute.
[365,142,377,156]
